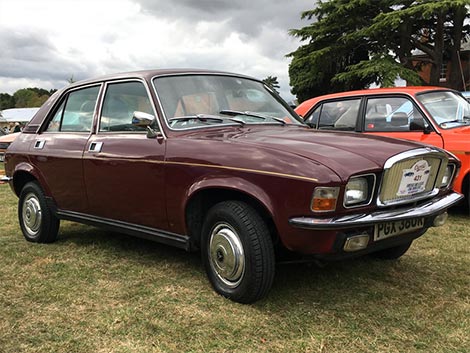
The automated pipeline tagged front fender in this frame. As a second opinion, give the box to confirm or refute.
[186,176,275,217]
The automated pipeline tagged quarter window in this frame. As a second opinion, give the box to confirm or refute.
[100,81,154,132]
[46,86,100,132]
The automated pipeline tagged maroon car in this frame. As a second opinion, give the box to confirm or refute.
[2,69,463,303]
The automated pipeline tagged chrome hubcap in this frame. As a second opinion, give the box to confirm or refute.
[209,223,245,288]
[22,193,42,236]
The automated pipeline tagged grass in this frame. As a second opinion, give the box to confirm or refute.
[0,178,469,352]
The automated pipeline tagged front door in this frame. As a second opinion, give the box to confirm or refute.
[83,80,168,230]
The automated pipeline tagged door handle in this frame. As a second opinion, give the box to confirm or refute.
[34,140,46,149]
[88,142,103,152]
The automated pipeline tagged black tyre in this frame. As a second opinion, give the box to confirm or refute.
[201,201,275,304]
[370,241,412,260]
[18,181,59,243]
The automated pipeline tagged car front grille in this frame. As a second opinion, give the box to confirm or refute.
[378,148,448,207]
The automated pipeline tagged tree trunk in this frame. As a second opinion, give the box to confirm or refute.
[448,6,466,90]
[429,13,445,86]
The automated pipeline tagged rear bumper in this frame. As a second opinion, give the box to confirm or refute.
[0,175,12,183]
[289,192,463,230]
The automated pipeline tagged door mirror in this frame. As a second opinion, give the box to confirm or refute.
[132,111,155,127]
[132,111,159,138]
[410,118,433,134]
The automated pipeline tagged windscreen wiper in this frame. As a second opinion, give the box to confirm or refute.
[439,116,470,126]
[168,114,244,125]
[219,110,286,125]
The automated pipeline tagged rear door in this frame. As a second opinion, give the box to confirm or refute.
[31,84,101,213]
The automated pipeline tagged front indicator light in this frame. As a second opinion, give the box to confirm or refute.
[311,187,339,212]
[343,233,370,252]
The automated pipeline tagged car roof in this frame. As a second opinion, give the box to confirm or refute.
[67,68,256,89]
[295,86,457,115]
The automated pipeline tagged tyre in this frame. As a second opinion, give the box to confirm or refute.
[370,241,412,260]
[18,181,59,243]
[201,201,275,304]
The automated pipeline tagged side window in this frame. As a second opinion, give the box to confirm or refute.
[46,86,100,132]
[100,81,154,132]
[306,99,360,130]
[365,97,428,132]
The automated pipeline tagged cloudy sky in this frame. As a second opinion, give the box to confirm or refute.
[0,0,313,101]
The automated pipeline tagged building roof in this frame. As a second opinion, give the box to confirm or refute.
[0,108,40,122]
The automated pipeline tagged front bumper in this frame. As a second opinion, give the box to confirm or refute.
[289,192,463,230]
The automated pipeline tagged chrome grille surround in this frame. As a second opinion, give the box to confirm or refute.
[377,147,449,207]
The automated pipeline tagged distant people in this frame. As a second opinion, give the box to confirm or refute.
[13,123,21,133]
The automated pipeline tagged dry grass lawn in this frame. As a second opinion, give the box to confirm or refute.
[0,179,469,353]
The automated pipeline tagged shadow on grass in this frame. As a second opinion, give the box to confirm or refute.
[56,222,202,271]
[50,219,464,311]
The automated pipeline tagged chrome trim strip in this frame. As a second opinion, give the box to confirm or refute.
[289,192,463,230]
[56,210,190,250]
[383,147,447,170]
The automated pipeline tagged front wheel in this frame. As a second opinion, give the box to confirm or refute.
[201,201,275,304]
[370,241,412,260]
[18,181,59,243]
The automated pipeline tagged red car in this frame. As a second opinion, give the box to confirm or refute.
[296,87,470,210]
[2,71,462,303]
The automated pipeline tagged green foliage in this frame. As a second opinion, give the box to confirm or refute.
[262,76,281,93]
[289,0,470,102]
[13,88,50,108]
[0,93,15,110]
[0,88,54,110]
[333,55,423,87]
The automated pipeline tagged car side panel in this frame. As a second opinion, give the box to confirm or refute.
[27,133,90,212]
[83,134,168,230]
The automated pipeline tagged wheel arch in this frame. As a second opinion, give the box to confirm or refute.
[462,169,470,211]
[185,182,279,252]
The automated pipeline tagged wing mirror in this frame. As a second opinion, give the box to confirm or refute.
[132,111,159,138]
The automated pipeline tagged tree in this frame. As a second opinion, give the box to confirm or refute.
[13,88,51,108]
[262,76,281,93]
[288,0,470,102]
[0,93,15,110]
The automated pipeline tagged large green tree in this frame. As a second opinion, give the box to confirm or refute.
[13,88,51,108]
[262,76,281,94]
[288,0,470,102]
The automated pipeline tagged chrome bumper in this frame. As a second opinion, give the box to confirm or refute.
[289,192,463,230]
[0,175,12,183]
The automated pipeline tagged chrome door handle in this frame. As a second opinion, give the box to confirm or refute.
[88,142,103,152]
[34,140,46,149]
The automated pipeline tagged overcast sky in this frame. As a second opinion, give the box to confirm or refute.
[0,0,313,101]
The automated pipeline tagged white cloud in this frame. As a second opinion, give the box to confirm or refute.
[0,0,308,100]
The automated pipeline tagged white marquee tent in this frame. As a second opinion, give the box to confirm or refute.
[0,108,40,123]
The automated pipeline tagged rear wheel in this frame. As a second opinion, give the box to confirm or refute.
[370,241,412,260]
[18,181,59,243]
[201,201,275,303]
